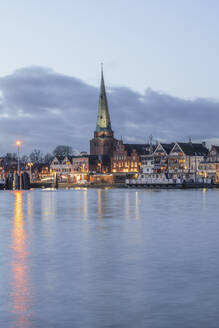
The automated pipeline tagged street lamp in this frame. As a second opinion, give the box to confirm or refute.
[27,162,33,182]
[16,140,21,188]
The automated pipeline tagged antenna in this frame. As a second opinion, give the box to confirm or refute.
[149,134,153,154]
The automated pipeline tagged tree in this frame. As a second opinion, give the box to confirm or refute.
[44,152,53,164]
[21,155,29,165]
[29,149,43,164]
[53,145,74,157]
[5,153,17,160]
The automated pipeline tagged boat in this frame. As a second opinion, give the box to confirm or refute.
[125,172,212,188]
[126,173,181,187]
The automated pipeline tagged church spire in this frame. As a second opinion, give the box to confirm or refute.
[96,64,112,132]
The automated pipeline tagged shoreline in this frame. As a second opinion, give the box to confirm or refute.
[28,182,218,190]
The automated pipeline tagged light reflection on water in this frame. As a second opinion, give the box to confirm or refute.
[1,189,219,327]
[97,189,102,220]
[10,191,32,328]
[83,190,88,220]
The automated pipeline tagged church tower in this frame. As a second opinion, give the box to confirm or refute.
[90,67,116,156]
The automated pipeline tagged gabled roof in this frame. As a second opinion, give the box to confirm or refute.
[124,144,154,156]
[154,143,174,155]
[177,142,208,156]
[160,143,175,154]
[52,155,74,163]
[211,145,219,153]
[52,156,65,163]
[64,155,74,161]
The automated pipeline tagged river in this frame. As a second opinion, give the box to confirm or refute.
[0,188,219,327]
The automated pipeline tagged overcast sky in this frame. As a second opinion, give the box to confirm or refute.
[0,0,219,155]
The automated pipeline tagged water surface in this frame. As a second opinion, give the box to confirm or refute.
[0,188,219,327]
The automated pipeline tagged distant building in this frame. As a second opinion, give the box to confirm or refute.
[168,141,209,178]
[111,140,150,173]
[90,67,117,157]
[152,143,174,172]
[198,145,219,183]
[50,156,73,175]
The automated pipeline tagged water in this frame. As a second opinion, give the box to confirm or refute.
[0,188,219,328]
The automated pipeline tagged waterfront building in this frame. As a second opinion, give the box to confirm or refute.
[50,155,73,182]
[198,145,219,183]
[168,141,208,179]
[50,153,111,183]
[152,143,174,172]
[72,155,110,174]
[0,158,4,179]
[50,156,73,175]
[90,67,117,157]
[111,140,150,174]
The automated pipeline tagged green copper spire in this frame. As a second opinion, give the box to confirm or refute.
[96,65,112,132]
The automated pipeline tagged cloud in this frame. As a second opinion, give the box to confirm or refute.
[0,66,218,155]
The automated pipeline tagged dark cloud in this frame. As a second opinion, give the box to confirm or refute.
[0,66,218,155]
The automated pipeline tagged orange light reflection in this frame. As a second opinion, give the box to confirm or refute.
[11,191,32,328]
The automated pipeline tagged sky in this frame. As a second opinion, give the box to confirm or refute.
[0,0,219,155]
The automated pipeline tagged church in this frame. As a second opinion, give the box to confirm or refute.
[90,67,116,157]
[90,68,149,175]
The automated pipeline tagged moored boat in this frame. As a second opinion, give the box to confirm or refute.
[125,172,212,188]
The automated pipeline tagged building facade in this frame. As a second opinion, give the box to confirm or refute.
[198,145,219,183]
[111,141,150,173]
[168,142,209,178]
[152,143,174,172]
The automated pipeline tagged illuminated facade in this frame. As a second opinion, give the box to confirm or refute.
[111,141,149,173]
[152,143,174,172]
[50,156,73,174]
[198,145,219,183]
[168,142,208,175]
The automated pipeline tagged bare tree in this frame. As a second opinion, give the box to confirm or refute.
[22,155,29,165]
[53,145,74,157]
[44,153,53,164]
[29,149,44,163]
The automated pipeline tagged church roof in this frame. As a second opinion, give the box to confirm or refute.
[96,66,112,133]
